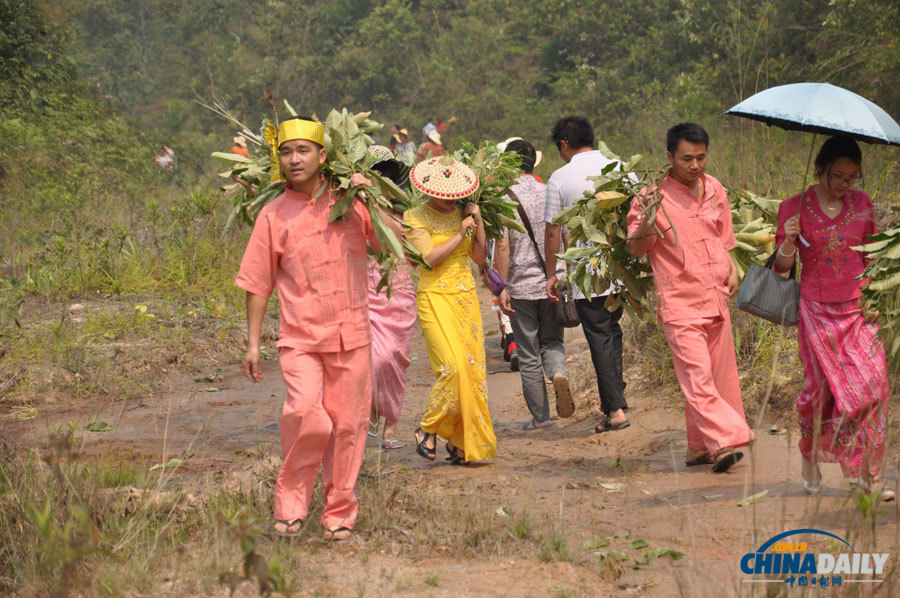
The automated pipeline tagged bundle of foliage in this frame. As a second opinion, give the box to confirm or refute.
[855,211,900,368]
[452,141,526,240]
[208,101,428,290]
[552,150,781,317]
[727,188,779,279]
[551,153,656,316]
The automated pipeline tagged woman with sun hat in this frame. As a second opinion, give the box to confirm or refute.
[404,155,497,465]
[365,145,417,450]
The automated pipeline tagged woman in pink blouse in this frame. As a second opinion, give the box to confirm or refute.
[774,136,892,501]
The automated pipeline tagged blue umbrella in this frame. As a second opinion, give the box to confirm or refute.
[725,83,900,245]
[725,82,900,146]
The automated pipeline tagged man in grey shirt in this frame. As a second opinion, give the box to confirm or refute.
[543,116,630,433]
[495,139,573,429]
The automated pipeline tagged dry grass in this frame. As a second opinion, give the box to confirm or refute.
[0,432,601,597]
[0,295,279,410]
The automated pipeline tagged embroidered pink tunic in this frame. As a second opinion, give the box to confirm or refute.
[775,187,876,302]
[776,186,887,478]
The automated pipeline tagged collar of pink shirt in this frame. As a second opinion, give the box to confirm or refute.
[660,172,721,209]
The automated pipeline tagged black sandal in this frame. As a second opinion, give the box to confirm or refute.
[685,453,714,467]
[415,428,436,461]
[712,448,744,473]
[446,442,469,466]
[323,526,351,541]
[594,415,630,434]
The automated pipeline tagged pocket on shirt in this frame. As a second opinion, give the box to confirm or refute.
[701,238,731,285]
[654,244,686,284]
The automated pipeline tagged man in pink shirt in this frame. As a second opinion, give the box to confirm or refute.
[627,123,754,473]
[237,116,388,540]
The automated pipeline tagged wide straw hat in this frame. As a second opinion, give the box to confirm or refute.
[368,144,395,163]
[498,136,542,168]
[410,155,479,199]
[233,135,246,147]
[369,145,411,187]
[426,130,442,146]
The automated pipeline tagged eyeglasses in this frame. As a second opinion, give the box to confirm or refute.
[827,172,860,186]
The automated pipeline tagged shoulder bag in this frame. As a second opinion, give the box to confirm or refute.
[507,189,580,328]
[735,250,800,327]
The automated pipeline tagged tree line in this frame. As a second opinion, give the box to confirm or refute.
[12,0,900,177]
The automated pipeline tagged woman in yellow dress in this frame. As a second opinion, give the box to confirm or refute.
[404,156,497,464]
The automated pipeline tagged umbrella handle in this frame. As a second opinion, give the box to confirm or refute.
[795,134,816,250]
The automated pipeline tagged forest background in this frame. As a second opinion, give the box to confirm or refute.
[1,0,900,595]
[28,0,900,181]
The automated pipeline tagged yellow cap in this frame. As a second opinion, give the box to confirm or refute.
[277,118,325,147]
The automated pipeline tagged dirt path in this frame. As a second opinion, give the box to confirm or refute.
[9,288,899,597]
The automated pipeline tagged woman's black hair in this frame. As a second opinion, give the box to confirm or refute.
[506,139,536,173]
[371,158,410,188]
[814,135,862,177]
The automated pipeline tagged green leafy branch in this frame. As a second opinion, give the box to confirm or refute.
[453,141,526,240]
[854,208,900,369]
[204,101,429,292]
[551,152,655,317]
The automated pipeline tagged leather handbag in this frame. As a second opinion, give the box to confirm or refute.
[554,281,581,328]
[736,250,800,327]
[508,189,581,328]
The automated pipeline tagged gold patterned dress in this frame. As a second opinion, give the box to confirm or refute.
[403,204,497,461]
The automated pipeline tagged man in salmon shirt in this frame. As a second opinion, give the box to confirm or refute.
[236,116,392,540]
[627,123,754,473]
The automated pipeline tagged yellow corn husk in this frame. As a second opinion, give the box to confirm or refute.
[735,232,776,245]
[738,217,767,233]
[867,271,900,291]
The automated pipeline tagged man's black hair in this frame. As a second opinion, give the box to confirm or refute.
[506,139,536,174]
[551,116,594,150]
[666,123,709,154]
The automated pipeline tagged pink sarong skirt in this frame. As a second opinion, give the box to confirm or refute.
[368,257,418,425]
[797,297,889,478]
